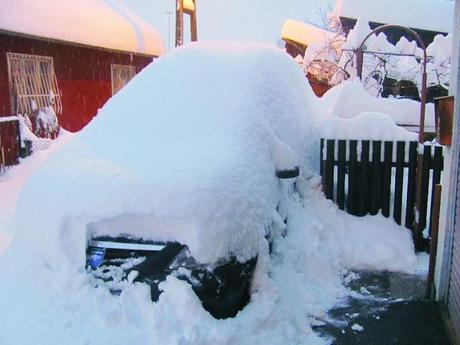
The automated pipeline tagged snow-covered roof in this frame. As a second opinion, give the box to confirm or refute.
[1,0,165,56]
[281,19,334,47]
[334,0,454,34]
[183,0,196,13]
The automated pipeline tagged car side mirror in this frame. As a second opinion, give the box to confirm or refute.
[276,166,300,179]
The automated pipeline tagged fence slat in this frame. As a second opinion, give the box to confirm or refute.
[419,146,432,231]
[348,140,358,215]
[381,141,393,217]
[405,142,418,230]
[358,141,370,216]
[428,146,443,237]
[320,138,324,178]
[370,141,382,215]
[393,141,405,225]
[337,140,346,210]
[324,139,335,200]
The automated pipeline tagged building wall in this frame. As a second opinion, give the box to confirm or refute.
[435,0,460,343]
[435,0,460,298]
[0,32,153,132]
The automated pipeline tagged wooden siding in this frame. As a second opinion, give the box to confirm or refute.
[0,32,153,132]
[449,165,460,340]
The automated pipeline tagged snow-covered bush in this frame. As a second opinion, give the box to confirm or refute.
[22,94,60,139]
[35,106,59,139]
[302,15,345,85]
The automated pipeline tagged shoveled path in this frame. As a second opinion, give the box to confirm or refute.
[314,271,451,345]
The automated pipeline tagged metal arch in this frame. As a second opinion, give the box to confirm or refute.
[356,24,428,143]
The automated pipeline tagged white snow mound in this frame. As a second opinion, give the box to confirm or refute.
[13,41,318,266]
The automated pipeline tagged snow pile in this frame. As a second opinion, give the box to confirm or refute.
[321,112,418,141]
[0,179,422,345]
[12,42,319,266]
[0,42,424,345]
[321,79,435,128]
[334,0,454,34]
[0,130,74,247]
[1,0,165,56]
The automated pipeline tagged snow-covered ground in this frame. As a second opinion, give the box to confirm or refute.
[0,42,428,345]
[0,131,74,252]
[0,150,427,345]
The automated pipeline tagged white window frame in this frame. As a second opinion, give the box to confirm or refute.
[111,64,136,95]
[6,52,62,116]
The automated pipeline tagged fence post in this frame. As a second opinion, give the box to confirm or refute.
[370,141,382,215]
[381,141,393,217]
[358,141,370,216]
[324,140,335,200]
[348,140,358,215]
[405,142,418,230]
[393,141,405,224]
[414,146,431,251]
[337,140,346,210]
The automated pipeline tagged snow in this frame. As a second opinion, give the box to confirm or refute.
[269,130,300,173]
[341,16,373,50]
[427,34,453,76]
[334,0,454,34]
[281,20,335,47]
[0,42,428,345]
[334,17,452,92]
[0,130,74,247]
[11,42,318,266]
[1,0,165,56]
[322,112,418,141]
[36,106,59,137]
[183,0,196,12]
[0,116,19,123]
[351,323,364,332]
[321,79,435,129]
[0,174,423,345]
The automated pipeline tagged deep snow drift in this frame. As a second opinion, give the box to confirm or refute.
[12,41,319,266]
[320,79,435,130]
[0,42,424,345]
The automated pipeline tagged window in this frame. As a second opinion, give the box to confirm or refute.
[111,64,136,95]
[6,52,62,116]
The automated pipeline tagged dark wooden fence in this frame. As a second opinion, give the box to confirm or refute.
[0,117,21,169]
[320,139,443,250]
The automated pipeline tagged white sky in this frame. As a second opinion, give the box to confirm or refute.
[120,0,335,50]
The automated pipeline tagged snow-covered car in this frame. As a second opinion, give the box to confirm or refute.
[14,42,317,319]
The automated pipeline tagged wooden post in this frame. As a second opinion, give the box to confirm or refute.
[175,0,184,47]
[426,184,442,299]
[337,140,346,210]
[405,142,418,229]
[190,0,198,42]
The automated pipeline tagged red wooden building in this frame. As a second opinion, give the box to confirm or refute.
[0,0,164,165]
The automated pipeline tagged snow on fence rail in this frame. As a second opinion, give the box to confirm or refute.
[320,138,443,250]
